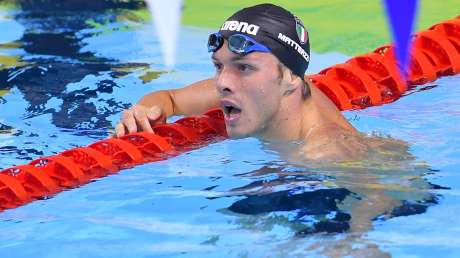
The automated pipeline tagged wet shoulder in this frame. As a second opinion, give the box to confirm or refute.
[302,124,412,163]
[302,124,369,161]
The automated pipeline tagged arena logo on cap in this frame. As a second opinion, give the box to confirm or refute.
[220,20,260,36]
[295,16,308,45]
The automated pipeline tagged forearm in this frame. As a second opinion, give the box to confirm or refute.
[349,190,400,233]
[137,78,220,118]
[137,90,176,117]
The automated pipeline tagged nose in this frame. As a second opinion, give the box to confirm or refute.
[215,67,237,96]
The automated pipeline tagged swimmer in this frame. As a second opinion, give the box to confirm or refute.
[115,3,403,162]
[114,5,430,255]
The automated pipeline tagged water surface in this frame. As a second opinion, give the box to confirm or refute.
[1,3,459,258]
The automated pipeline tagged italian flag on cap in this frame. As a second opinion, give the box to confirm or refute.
[295,18,308,44]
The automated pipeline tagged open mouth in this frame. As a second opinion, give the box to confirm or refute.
[223,105,241,116]
[221,100,242,122]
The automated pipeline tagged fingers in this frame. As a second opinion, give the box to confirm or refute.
[122,109,138,133]
[146,106,163,125]
[115,122,126,138]
[114,105,165,137]
[113,108,137,138]
[133,106,154,133]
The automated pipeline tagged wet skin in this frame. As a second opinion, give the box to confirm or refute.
[116,40,385,162]
[115,40,425,257]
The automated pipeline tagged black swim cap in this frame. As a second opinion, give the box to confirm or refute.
[219,3,310,79]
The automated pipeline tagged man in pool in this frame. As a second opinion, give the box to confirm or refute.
[114,6,419,254]
[114,3,395,162]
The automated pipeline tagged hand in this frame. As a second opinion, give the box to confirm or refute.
[114,105,165,137]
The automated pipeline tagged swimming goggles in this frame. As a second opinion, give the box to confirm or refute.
[207,32,270,55]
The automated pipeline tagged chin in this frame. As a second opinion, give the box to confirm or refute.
[226,130,246,139]
[225,125,252,139]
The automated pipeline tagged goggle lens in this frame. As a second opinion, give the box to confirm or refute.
[207,33,270,55]
[228,35,253,54]
[207,33,223,52]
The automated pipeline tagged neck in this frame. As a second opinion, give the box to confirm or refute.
[258,91,316,142]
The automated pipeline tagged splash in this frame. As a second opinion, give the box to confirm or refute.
[145,0,183,68]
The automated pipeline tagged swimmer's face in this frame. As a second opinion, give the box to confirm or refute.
[212,41,285,139]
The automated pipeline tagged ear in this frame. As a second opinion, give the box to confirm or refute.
[280,68,303,96]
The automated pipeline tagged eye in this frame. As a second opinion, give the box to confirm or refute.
[237,63,252,72]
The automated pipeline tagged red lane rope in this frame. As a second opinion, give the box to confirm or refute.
[312,15,460,110]
[1,15,460,212]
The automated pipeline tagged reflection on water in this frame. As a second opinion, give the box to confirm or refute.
[0,0,163,165]
[214,138,447,255]
[1,7,124,130]
[0,0,161,131]
[220,156,446,255]
[0,1,452,257]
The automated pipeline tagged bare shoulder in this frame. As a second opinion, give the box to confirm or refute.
[301,124,411,162]
[302,124,371,161]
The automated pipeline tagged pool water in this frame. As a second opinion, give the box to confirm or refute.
[1,3,460,258]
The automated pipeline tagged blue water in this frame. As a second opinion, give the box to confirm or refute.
[1,3,460,258]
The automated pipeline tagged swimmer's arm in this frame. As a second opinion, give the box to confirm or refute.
[138,78,220,117]
[115,78,219,137]
[347,191,400,233]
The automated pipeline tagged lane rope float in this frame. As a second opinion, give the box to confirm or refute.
[1,14,459,212]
